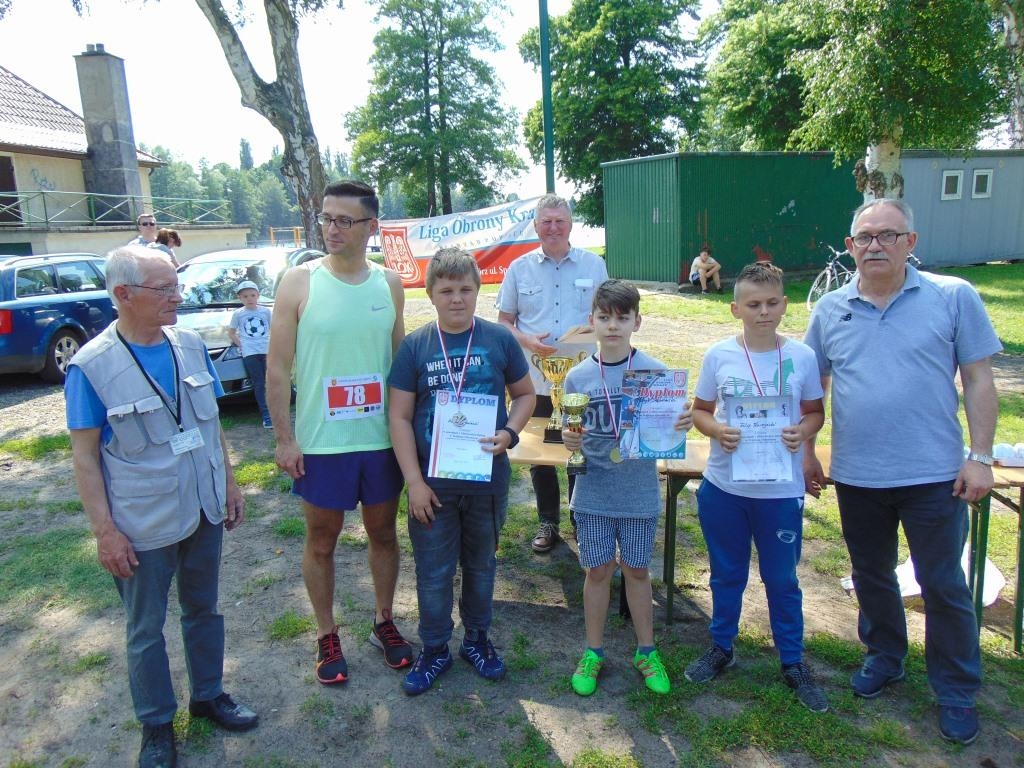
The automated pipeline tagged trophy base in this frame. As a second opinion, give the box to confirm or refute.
[566,462,587,477]
[543,427,563,444]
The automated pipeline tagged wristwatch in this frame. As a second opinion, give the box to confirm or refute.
[967,451,994,466]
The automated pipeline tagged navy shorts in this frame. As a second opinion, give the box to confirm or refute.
[292,449,403,511]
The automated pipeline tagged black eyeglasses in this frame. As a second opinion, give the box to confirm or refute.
[851,231,909,248]
[139,222,157,227]
[316,213,373,229]
[127,283,184,297]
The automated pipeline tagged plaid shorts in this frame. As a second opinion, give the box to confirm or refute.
[574,511,658,569]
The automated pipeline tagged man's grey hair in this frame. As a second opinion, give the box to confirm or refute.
[535,194,571,216]
[105,246,155,309]
[851,198,915,234]
[136,212,156,226]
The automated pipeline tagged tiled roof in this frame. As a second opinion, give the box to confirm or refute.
[0,64,160,165]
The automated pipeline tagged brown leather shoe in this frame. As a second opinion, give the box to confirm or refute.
[532,522,559,553]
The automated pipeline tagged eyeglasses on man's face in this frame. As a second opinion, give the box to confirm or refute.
[128,283,184,297]
[851,231,909,248]
[317,213,373,230]
[139,221,157,227]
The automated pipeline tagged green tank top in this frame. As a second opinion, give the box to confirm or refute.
[294,261,396,454]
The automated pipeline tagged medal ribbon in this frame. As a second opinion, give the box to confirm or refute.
[435,319,475,405]
[598,348,635,442]
[740,335,783,397]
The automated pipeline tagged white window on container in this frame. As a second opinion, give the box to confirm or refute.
[972,169,993,199]
[941,170,963,200]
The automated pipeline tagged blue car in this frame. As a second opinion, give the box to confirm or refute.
[0,253,115,383]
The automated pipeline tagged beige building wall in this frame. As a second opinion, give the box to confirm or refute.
[0,225,250,259]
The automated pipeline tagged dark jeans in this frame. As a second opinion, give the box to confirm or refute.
[531,395,575,525]
[835,480,980,706]
[407,492,508,648]
[242,354,269,421]
[114,515,225,725]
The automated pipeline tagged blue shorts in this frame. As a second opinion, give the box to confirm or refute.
[575,511,658,570]
[292,449,403,511]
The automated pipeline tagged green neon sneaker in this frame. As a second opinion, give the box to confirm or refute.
[634,648,671,695]
[571,649,604,696]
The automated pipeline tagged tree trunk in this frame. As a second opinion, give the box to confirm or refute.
[854,134,905,200]
[437,46,452,214]
[1004,2,1024,148]
[193,0,327,249]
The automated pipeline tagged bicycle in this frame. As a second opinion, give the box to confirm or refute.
[806,245,854,311]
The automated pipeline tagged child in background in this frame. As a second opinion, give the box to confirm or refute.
[684,247,723,294]
[562,279,692,697]
[686,262,828,712]
[228,280,273,428]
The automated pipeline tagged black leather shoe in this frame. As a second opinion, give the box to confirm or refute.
[188,692,259,732]
[139,722,176,768]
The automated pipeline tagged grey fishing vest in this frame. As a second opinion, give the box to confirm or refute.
[72,324,226,551]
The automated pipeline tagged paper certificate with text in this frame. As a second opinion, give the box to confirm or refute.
[428,391,499,482]
[617,369,689,459]
[726,395,794,482]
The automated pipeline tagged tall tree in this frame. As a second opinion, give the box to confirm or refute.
[1001,1,1024,146]
[239,139,255,171]
[520,0,702,224]
[346,0,525,217]
[0,0,335,248]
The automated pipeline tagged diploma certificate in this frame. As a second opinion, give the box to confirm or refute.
[726,395,794,482]
[617,369,689,459]
[428,391,499,482]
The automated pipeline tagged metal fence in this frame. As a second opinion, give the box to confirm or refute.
[0,190,231,228]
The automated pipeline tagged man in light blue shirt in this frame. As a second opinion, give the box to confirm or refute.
[803,198,1000,746]
[496,194,608,553]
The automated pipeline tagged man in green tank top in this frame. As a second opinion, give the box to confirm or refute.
[268,181,413,685]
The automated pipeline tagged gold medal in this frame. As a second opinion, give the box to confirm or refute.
[609,446,623,463]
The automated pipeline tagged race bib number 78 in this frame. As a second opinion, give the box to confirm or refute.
[323,373,384,421]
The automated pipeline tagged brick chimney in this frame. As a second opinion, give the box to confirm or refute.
[74,44,143,219]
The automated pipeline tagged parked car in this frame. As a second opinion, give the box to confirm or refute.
[175,246,324,397]
[0,252,114,383]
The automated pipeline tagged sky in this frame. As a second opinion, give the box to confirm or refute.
[0,0,586,196]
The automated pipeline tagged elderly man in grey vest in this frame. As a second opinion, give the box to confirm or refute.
[66,247,257,768]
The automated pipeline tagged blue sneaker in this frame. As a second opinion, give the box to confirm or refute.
[402,646,452,696]
[459,634,506,681]
[939,705,979,745]
[850,663,905,698]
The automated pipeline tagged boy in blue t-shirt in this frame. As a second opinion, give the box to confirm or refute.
[687,262,828,712]
[228,280,273,428]
[562,279,692,697]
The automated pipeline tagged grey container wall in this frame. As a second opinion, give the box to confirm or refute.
[901,150,1024,267]
[602,152,861,282]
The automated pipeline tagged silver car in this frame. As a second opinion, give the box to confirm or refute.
[175,246,323,397]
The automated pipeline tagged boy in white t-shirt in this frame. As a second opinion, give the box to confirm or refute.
[686,262,828,712]
[228,280,273,428]
[682,247,723,294]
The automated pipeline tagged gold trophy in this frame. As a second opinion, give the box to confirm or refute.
[562,393,590,475]
[533,354,574,443]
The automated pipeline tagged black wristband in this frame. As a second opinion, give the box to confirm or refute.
[499,426,520,448]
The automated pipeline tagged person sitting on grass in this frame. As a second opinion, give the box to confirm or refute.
[686,262,828,713]
[388,247,535,696]
[561,279,693,697]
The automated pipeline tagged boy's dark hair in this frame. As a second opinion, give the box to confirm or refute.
[323,180,379,217]
[426,247,481,294]
[700,245,712,255]
[592,279,640,315]
[733,262,784,298]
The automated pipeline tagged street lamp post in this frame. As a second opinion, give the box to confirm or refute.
[539,0,555,193]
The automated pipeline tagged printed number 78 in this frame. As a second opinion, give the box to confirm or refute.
[343,385,366,405]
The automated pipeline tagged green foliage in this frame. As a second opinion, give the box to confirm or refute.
[267,610,317,640]
[520,0,702,224]
[347,0,524,216]
[0,433,70,459]
[272,517,306,538]
[571,751,641,768]
[299,692,335,730]
[235,460,285,490]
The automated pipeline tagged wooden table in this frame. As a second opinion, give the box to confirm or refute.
[510,418,1024,647]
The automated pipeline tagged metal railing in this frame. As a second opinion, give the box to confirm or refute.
[0,189,231,228]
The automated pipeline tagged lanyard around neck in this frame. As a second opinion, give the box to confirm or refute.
[740,335,782,397]
[116,328,183,429]
[598,348,635,441]
[435,319,475,405]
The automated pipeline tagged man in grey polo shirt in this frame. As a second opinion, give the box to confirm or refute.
[803,198,1000,746]
[497,194,608,553]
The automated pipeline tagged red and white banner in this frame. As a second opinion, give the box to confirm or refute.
[379,197,541,288]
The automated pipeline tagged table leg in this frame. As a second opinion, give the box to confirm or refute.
[968,494,991,633]
[663,476,688,625]
[1017,495,1023,654]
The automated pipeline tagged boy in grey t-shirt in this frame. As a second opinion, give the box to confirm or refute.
[562,279,692,698]
[228,280,273,428]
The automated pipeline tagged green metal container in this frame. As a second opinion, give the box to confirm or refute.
[601,152,861,281]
